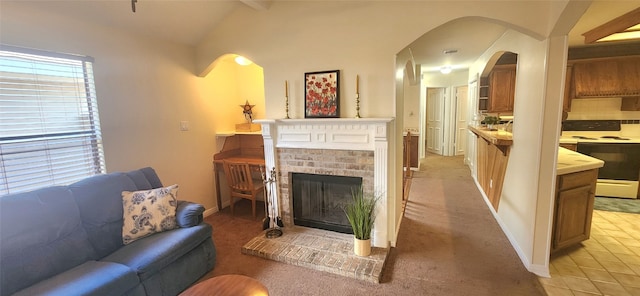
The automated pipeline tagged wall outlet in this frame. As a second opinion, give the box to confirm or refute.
[180,121,189,131]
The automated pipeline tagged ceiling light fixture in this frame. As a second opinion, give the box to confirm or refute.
[234,56,253,66]
[443,49,458,54]
[440,66,452,74]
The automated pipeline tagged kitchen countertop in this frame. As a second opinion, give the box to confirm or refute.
[557,147,604,175]
[468,125,512,146]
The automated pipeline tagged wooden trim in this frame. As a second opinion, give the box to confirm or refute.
[568,43,640,61]
[582,7,640,44]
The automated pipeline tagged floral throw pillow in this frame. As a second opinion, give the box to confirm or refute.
[122,184,179,245]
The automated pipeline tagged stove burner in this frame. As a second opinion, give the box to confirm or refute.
[600,136,630,140]
[572,136,598,140]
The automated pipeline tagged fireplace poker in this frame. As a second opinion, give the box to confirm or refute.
[260,166,270,230]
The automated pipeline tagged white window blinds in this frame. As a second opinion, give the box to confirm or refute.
[0,45,106,195]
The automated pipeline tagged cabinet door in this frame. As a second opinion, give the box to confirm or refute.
[488,66,515,113]
[563,65,573,112]
[621,97,640,111]
[554,184,595,250]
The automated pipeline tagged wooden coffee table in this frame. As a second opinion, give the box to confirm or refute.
[180,274,268,296]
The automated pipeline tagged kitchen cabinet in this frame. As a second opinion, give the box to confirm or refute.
[621,96,640,111]
[488,65,516,113]
[572,56,640,98]
[563,65,573,112]
[551,169,598,253]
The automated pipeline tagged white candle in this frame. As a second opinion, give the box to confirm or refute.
[356,75,359,94]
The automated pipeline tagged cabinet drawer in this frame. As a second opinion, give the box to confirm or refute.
[558,169,598,191]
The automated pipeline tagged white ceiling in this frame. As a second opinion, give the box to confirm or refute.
[5,0,639,69]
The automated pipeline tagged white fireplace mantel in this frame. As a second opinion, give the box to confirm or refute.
[254,118,394,248]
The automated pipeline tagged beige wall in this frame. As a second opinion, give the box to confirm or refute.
[1,2,219,212]
[471,29,551,273]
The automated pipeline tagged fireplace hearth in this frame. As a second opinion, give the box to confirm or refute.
[291,173,362,234]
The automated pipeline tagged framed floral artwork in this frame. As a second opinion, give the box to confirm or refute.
[304,70,340,118]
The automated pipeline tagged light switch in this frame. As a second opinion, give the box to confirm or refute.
[180,121,189,131]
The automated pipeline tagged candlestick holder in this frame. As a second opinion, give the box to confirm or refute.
[355,93,361,118]
[285,96,290,119]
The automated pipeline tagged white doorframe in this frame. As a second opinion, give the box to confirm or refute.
[466,76,479,176]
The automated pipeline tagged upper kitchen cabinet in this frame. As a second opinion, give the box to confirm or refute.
[572,56,640,98]
[479,52,518,114]
[488,64,516,113]
[563,65,574,113]
[621,96,640,111]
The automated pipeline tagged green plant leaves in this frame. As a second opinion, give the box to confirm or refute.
[344,187,379,240]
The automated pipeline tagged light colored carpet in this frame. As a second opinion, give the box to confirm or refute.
[198,154,545,295]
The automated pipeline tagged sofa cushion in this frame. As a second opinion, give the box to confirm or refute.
[138,167,164,188]
[12,261,140,296]
[122,185,179,245]
[124,169,153,190]
[69,173,138,259]
[176,201,205,227]
[102,223,212,281]
[0,187,97,295]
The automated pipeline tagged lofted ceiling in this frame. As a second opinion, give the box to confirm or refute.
[2,0,257,46]
[3,0,637,69]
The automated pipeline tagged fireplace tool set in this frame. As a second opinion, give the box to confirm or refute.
[261,166,283,238]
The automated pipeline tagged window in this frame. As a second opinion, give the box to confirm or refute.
[0,45,106,195]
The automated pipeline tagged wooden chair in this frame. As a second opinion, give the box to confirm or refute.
[222,160,264,219]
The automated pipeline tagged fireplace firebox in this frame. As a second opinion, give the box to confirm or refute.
[291,173,362,234]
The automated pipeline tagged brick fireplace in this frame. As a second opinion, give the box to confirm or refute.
[255,118,393,248]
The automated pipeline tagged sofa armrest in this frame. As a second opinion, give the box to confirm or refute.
[176,201,204,227]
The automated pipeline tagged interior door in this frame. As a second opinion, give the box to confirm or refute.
[426,87,444,155]
[455,86,468,156]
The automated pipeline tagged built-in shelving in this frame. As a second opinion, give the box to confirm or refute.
[479,76,489,111]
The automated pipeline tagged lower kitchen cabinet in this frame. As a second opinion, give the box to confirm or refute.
[559,143,577,151]
[552,169,598,252]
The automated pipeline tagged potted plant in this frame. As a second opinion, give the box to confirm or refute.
[483,115,501,130]
[344,186,379,256]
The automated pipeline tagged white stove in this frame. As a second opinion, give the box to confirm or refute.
[561,131,640,199]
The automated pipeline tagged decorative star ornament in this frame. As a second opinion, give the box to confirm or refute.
[240,100,255,123]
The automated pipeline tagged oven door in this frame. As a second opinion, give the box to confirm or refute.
[576,143,640,198]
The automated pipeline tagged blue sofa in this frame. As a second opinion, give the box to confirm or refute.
[0,167,216,296]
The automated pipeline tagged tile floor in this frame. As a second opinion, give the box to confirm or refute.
[539,210,640,296]
[241,226,389,283]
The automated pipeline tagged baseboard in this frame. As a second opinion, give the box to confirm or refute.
[203,207,217,218]
[472,178,548,277]
[530,263,550,278]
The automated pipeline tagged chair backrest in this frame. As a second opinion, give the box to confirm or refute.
[223,161,255,192]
